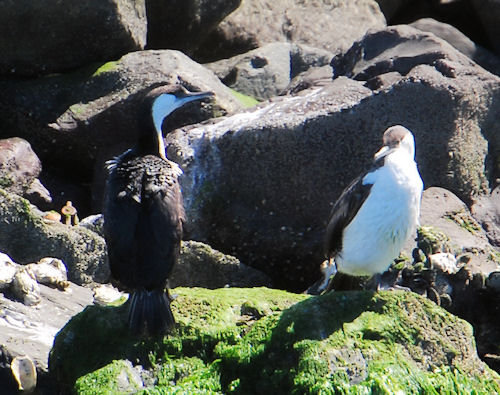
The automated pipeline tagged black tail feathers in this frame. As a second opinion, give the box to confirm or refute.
[128,289,175,336]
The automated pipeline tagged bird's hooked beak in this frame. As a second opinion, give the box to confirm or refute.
[374,145,392,161]
[153,89,214,160]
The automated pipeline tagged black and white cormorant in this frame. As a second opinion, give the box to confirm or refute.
[319,125,423,292]
[103,85,213,335]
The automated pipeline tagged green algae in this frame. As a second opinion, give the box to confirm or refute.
[229,88,260,108]
[444,208,481,234]
[92,61,119,76]
[417,226,451,256]
[50,288,500,394]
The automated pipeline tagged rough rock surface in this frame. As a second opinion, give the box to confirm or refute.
[168,25,500,290]
[49,288,500,393]
[194,0,386,61]
[416,187,499,275]
[170,240,272,288]
[471,185,500,248]
[146,0,240,55]
[206,42,332,100]
[0,0,147,77]
[0,282,93,393]
[0,190,109,285]
[0,137,51,208]
[0,50,242,212]
[410,18,500,76]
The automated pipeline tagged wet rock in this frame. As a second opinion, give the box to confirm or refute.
[170,240,272,288]
[0,137,51,209]
[374,0,413,20]
[0,50,242,212]
[0,189,109,285]
[410,18,500,76]
[50,288,500,393]
[0,0,146,77]
[194,0,385,62]
[206,42,332,100]
[146,0,240,55]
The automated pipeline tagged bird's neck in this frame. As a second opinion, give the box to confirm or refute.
[137,127,166,159]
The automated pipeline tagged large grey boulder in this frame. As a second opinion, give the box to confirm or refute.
[168,26,500,291]
[146,0,240,54]
[0,50,242,210]
[0,190,108,285]
[206,42,332,100]
[0,138,51,209]
[471,186,500,248]
[0,0,146,77]
[410,18,500,76]
[194,0,385,61]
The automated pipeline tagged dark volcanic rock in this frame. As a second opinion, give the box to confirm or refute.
[206,42,332,100]
[0,50,242,212]
[0,0,146,77]
[170,241,272,288]
[146,0,240,55]
[0,137,51,208]
[410,18,500,76]
[194,0,385,62]
[0,190,108,285]
[168,26,500,291]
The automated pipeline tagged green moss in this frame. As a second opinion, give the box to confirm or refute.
[229,88,260,108]
[417,226,451,256]
[92,61,119,76]
[0,176,13,188]
[50,288,500,394]
[444,209,481,234]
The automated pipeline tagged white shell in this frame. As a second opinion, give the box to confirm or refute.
[26,257,67,286]
[11,355,37,392]
[11,268,41,306]
[429,252,459,274]
[93,284,128,306]
[0,253,18,289]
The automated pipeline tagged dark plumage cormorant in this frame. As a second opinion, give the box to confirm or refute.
[103,85,213,335]
[318,125,423,293]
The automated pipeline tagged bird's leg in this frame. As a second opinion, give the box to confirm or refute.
[320,259,338,294]
[371,273,411,292]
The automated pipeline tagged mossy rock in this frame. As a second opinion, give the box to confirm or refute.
[49,288,500,394]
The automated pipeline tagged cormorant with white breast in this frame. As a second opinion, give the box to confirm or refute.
[320,125,423,293]
[103,85,213,335]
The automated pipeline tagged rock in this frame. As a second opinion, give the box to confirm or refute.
[410,18,500,76]
[331,25,500,200]
[170,240,272,288]
[0,189,109,285]
[194,0,385,62]
[471,185,500,248]
[417,187,499,275]
[92,284,127,306]
[0,137,51,208]
[470,0,500,56]
[0,281,93,391]
[374,0,413,20]
[49,288,500,393]
[206,42,332,100]
[0,50,242,212]
[26,258,69,290]
[146,0,240,55]
[168,26,500,290]
[0,0,147,77]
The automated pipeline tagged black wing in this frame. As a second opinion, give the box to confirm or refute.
[103,157,184,291]
[324,152,389,259]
